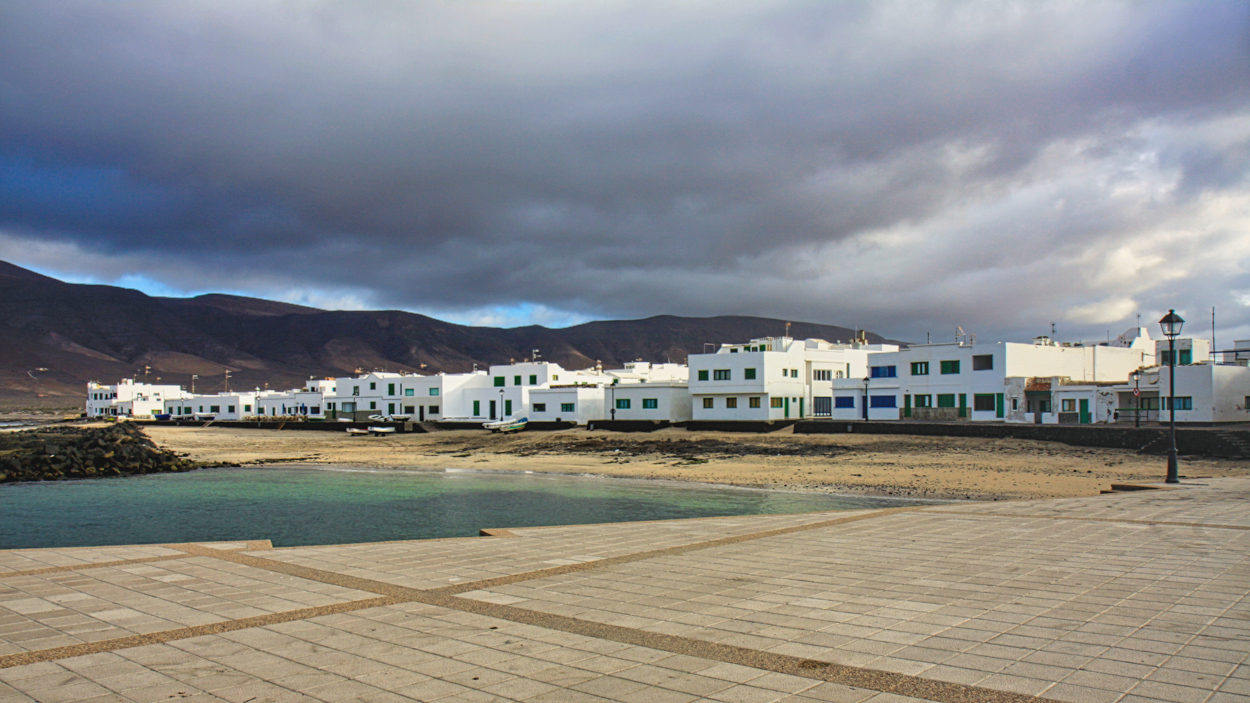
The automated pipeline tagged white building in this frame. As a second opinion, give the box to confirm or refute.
[689,337,894,421]
[829,330,1156,422]
[527,384,606,425]
[86,379,188,418]
[164,392,260,421]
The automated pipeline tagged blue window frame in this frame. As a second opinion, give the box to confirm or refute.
[834,397,856,408]
[870,366,897,378]
[869,395,897,408]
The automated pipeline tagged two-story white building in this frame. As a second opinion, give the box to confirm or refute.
[688,337,895,421]
[829,329,1156,422]
[86,379,188,418]
[526,361,693,424]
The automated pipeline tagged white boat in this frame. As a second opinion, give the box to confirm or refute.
[389,414,411,421]
[346,427,370,436]
[483,416,527,433]
[367,414,411,422]
[367,426,396,435]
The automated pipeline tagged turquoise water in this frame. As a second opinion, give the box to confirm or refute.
[0,467,936,549]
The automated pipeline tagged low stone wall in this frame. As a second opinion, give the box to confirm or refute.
[586,420,671,433]
[150,419,418,432]
[793,420,1250,459]
[684,419,798,433]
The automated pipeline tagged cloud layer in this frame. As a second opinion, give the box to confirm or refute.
[1,1,1248,343]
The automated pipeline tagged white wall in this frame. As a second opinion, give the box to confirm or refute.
[528,386,604,424]
[609,383,692,422]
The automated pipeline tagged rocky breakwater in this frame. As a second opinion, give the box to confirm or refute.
[0,422,196,482]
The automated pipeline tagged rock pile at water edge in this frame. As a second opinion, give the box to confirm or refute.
[0,422,196,483]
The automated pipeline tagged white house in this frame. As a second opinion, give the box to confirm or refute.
[164,392,260,421]
[689,336,893,421]
[527,384,606,425]
[605,381,692,423]
[87,379,188,418]
[830,329,1156,422]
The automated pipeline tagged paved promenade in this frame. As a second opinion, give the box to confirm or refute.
[1,479,1247,703]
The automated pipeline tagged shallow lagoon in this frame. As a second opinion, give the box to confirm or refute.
[0,466,938,549]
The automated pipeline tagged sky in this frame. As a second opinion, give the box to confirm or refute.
[1,1,1248,345]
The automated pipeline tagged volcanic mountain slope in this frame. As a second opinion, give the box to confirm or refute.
[0,260,899,403]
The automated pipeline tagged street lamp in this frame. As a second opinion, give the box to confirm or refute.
[1159,309,1184,484]
[610,378,618,421]
[499,389,505,420]
[863,376,870,423]
[1130,370,1142,429]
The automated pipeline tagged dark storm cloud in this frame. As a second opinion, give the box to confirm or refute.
[1,1,1249,341]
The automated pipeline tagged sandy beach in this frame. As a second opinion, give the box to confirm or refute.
[143,425,1246,500]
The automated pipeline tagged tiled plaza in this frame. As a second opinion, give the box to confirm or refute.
[1,479,1247,703]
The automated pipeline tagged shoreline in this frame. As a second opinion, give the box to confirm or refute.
[220,461,965,503]
[142,425,1248,501]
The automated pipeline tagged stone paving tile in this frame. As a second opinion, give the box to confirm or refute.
[0,602,916,703]
[250,511,876,590]
[462,491,1250,702]
[0,557,375,654]
[0,547,185,576]
[928,477,1250,528]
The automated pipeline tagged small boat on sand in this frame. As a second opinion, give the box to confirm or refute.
[367,426,396,435]
[483,416,527,433]
[346,427,370,436]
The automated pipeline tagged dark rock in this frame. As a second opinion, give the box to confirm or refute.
[0,422,200,483]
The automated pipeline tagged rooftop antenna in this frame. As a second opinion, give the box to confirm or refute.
[926,332,930,344]
[785,321,791,338]
[532,349,541,361]
[1212,306,1217,362]
[1051,322,1056,338]
[223,370,231,393]
[191,374,198,394]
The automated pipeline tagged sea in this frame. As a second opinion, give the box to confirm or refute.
[0,466,939,549]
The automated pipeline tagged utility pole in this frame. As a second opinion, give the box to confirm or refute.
[224,370,231,393]
[191,375,198,394]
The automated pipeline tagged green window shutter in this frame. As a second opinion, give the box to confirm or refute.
[744,368,756,380]
[529,375,537,385]
[996,393,1004,418]
[505,400,512,415]
[698,370,709,381]
[473,400,480,415]
[904,394,912,418]
[494,377,505,387]
[958,393,966,418]
[388,383,395,395]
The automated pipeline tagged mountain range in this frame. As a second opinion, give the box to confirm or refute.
[0,260,899,404]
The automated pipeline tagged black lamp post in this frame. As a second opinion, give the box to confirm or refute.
[499,389,505,420]
[863,376,870,422]
[1130,370,1141,428]
[610,379,618,421]
[1159,309,1184,484]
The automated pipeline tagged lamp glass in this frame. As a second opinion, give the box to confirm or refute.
[1159,310,1184,338]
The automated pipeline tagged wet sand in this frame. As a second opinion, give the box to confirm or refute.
[143,425,1247,500]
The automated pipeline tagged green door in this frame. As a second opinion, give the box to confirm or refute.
[799,398,804,419]
[958,394,967,418]
[995,393,1004,419]
[784,397,790,418]
[904,394,912,418]
[505,400,512,417]
[1079,399,1091,424]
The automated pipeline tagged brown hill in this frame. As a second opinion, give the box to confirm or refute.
[0,260,901,406]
